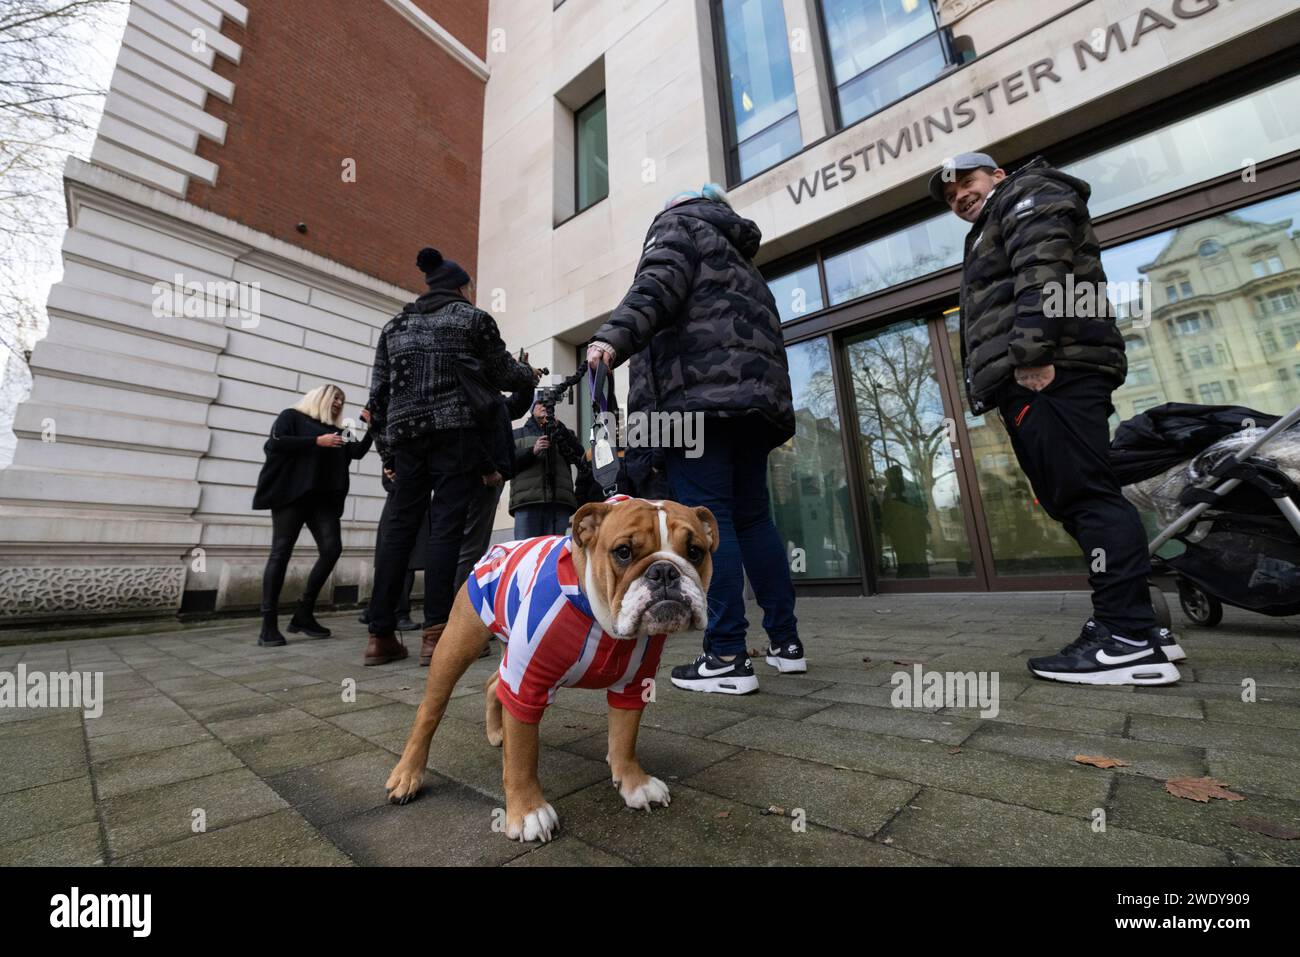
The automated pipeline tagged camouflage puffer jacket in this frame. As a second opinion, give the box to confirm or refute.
[959,156,1126,415]
[593,198,795,447]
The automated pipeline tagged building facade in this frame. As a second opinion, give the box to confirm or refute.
[478,0,1300,596]
[0,0,490,622]
[4,0,1299,623]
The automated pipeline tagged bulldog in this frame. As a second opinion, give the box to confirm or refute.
[384,496,717,842]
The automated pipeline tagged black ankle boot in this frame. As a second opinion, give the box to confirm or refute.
[287,602,331,638]
[258,612,286,647]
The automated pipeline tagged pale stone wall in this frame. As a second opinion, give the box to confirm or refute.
[0,160,406,622]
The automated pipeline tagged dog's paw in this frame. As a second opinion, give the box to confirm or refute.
[506,802,559,842]
[618,775,671,811]
[385,764,423,805]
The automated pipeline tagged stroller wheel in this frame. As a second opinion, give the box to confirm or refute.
[1178,580,1223,627]
[1149,585,1172,631]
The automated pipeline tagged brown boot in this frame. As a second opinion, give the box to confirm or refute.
[364,631,408,666]
[420,623,446,667]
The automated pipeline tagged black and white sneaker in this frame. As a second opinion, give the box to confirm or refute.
[764,639,807,674]
[670,651,759,695]
[1027,619,1180,686]
[1155,626,1187,663]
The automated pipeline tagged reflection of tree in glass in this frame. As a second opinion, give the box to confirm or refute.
[846,322,953,514]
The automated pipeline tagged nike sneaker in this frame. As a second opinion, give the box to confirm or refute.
[1027,619,1180,686]
[670,651,759,695]
[764,639,807,674]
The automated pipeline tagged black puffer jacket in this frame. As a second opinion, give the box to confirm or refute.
[252,408,372,513]
[593,198,795,448]
[959,156,1126,415]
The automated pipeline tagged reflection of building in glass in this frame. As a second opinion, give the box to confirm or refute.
[1114,208,1300,421]
[770,405,857,580]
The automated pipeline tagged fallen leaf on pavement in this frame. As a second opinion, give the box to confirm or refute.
[715,810,730,819]
[948,747,962,755]
[762,805,786,816]
[1073,755,1130,769]
[1164,777,1245,803]
[1233,816,1299,840]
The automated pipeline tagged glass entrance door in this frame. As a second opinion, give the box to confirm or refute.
[843,317,977,584]
[942,313,1083,578]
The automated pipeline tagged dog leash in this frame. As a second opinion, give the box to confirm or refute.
[588,361,621,497]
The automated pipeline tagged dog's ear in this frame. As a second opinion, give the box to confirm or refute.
[571,502,612,550]
[693,507,719,553]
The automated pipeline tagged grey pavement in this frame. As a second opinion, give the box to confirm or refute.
[1,593,1298,866]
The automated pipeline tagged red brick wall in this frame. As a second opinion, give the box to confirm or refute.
[186,0,488,295]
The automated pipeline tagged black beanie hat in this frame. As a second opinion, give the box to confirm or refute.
[416,247,471,291]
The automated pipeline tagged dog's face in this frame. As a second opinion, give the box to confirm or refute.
[571,499,717,639]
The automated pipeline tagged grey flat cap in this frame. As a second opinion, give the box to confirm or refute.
[928,151,999,203]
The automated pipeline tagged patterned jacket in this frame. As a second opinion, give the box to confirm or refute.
[367,295,535,448]
[959,156,1126,415]
[593,198,795,447]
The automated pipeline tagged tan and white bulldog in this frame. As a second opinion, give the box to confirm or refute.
[384,496,717,842]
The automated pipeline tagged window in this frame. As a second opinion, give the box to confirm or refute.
[1199,239,1224,257]
[1124,334,1147,351]
[1166,284,1178,303]
[1253,260,1268,278]
[716,0,801,182]
[819,0,947,128]
[1199,382,1227,403]
[768,337,859,579]
[768,263,824,322]
[1180,280,1193,298]
[1269,255,1285,273]
[1064,73,1300,217]
[574,93,608,212]
[1268,288,1297,313]
[824,213,966,305]
[1105,189,1300,434]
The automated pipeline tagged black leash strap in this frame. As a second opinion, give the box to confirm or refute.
[588,361,620,497]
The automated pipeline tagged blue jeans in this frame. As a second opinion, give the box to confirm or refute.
[513,503,572,539]
[664,416,798,657]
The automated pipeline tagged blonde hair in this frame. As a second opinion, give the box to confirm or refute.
[294,384,344,426]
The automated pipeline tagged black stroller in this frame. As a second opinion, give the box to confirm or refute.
[1111,402,1300,628]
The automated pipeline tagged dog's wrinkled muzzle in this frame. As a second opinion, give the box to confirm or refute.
[641,560,692,629]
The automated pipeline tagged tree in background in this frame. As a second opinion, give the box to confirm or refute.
[0,0,126,463]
